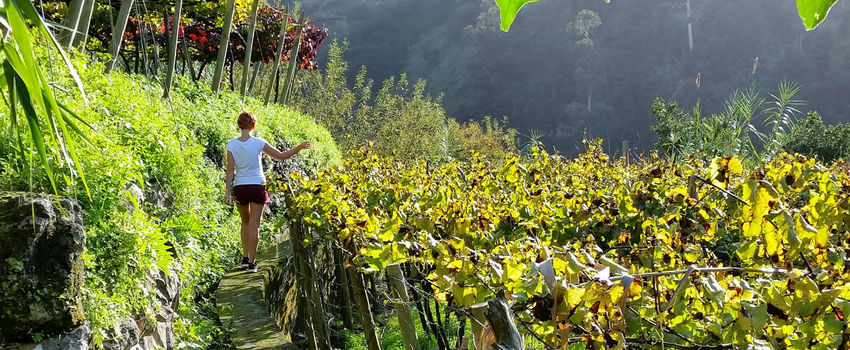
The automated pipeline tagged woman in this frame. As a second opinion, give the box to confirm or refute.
[224,111,310,272]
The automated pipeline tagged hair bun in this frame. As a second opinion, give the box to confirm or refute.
[238,111,257,130]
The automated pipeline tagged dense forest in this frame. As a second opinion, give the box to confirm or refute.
[297,0,850,154]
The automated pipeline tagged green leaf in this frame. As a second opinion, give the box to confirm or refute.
[378,214,400,242]
[567,343,586,350]
[736,240,758,262]
[494,0,540,31]
[742,301,768,332]
[797,0,839,30]
[764,225,779,256]
[9,0,86,101]
[505,163,519,183]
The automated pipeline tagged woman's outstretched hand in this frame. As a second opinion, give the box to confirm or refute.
[298,141,311,151]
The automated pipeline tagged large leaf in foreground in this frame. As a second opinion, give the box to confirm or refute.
[496,0,610,31]
[494,0,540,31]
[1,0,91,197]
[797,0,839,30]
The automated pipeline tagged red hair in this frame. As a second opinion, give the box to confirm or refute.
[237,111,256,130]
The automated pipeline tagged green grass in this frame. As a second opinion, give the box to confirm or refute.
[339,297,551,349]
[340,299,468,350]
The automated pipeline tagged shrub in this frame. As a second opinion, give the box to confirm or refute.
[785,111,850,162]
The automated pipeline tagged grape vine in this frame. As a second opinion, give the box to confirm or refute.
[281,141,850,348]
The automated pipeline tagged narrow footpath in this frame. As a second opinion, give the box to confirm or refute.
[216,236,296,350]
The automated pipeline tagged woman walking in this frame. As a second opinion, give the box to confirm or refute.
[224,111,310,272]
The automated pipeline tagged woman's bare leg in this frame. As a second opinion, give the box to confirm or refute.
[246,202,265,261]
[236,203,251,258]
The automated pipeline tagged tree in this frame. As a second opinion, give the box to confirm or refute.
[567,9,601,49]
[567,9,602,112]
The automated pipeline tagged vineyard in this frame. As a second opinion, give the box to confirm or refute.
[280,142,850,349]
[4,0,850,349]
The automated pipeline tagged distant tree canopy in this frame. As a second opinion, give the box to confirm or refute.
[494,0,839,31]
[303,0,850,154]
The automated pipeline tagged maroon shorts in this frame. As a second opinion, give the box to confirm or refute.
[232,185,270,205]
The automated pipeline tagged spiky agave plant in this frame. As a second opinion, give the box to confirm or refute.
[0,0,91,197]
[520,128,545,156]
[759,81,803,157]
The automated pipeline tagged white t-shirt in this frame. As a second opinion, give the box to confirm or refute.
[227,137,268,186]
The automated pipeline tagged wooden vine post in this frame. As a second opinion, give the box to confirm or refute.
[211,0,236,92]
[346,263,382,350]
[283,188,331,350]
[485,298,524,350]
[386,264,420,350]
[162,0,183,98]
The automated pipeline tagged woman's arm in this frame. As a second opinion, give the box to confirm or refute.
[263,141,311,161]
[225,151,235,203]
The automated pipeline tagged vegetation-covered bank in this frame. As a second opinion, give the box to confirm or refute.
[0,53,340,347]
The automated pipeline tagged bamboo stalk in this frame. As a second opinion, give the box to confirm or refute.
[151,13,161,73]
[162,0,183,98]
[304,237,331,350]
[133,37,140,74]
[387,264,421,350]
[181,32,196,80]
[138,18,150,76]
[61,0,85,47]
[106,0,135,73]
[211,0,236,93]
[229,59,235,91]
[72,0,95,48]
[248,62,262,95]
[240,0,261,96]
[264,11,289,105]
[280,14,303,106]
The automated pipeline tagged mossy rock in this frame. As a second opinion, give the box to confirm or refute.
[0,192,86,342]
